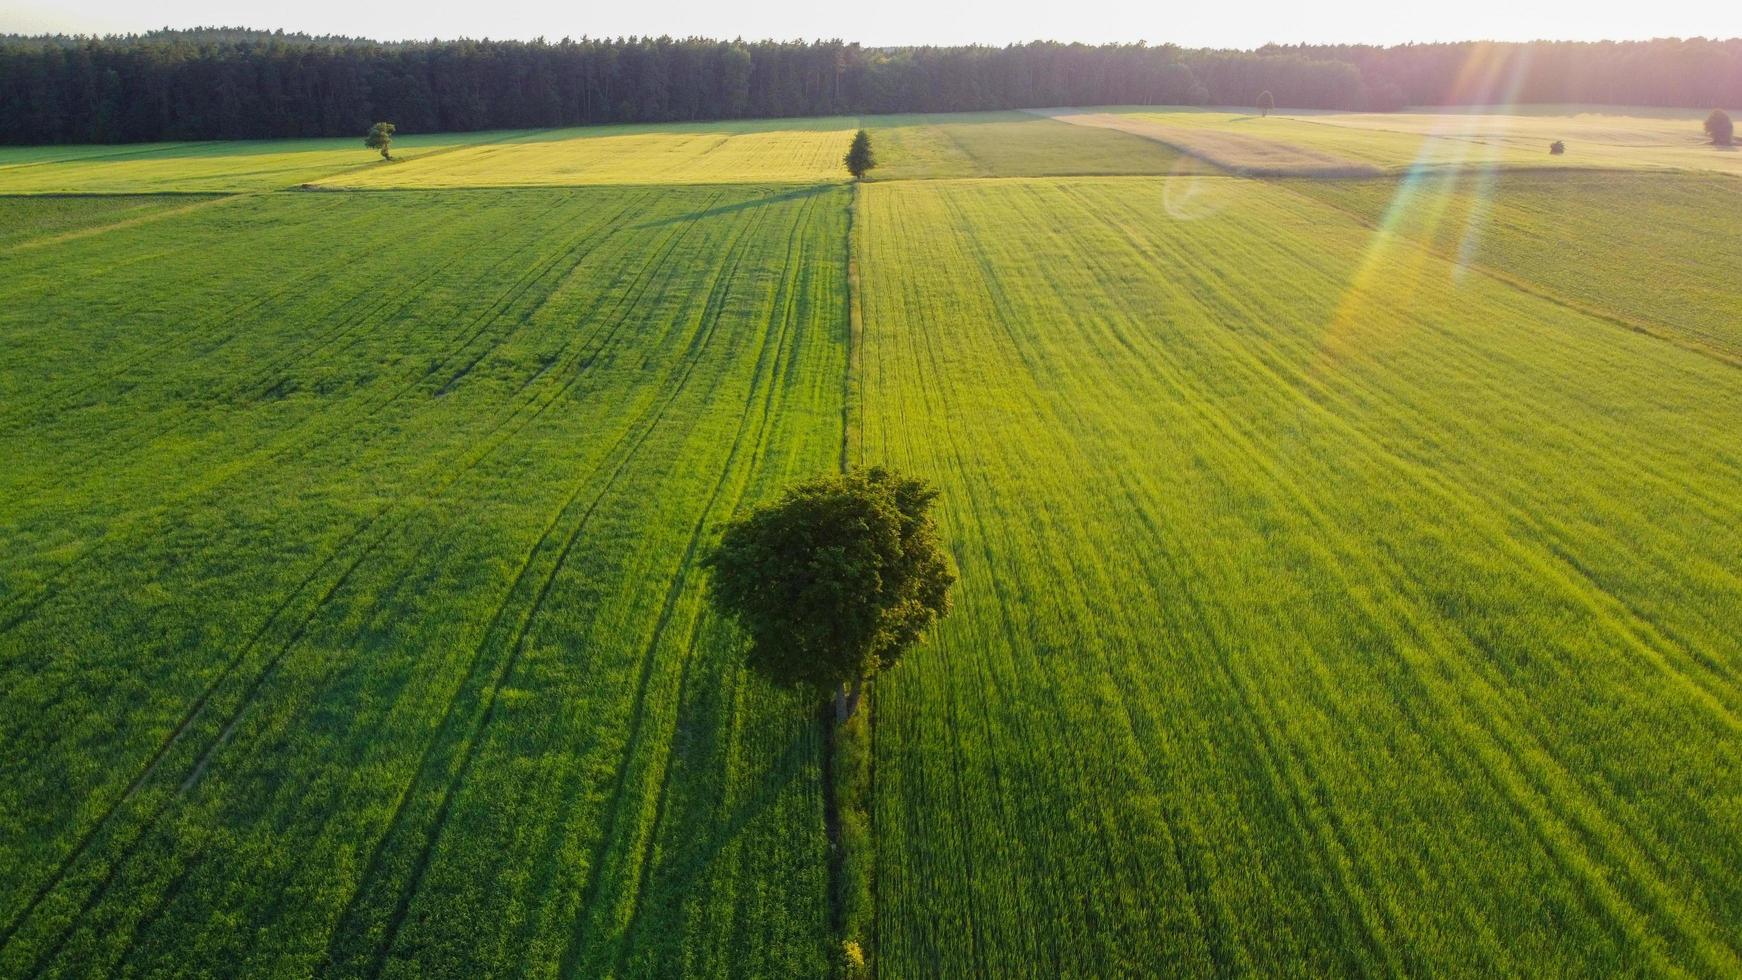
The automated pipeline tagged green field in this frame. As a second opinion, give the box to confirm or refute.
[856,176,1742,975]
[3,107,1741,977]
[864,112,1208,180]
[1,184,847,977]
[0,133,526,194]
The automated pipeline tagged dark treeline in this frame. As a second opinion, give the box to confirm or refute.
[1,29,1738,144]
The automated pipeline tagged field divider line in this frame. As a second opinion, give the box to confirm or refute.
[841,181,864,472]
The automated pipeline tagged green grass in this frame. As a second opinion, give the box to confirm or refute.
[1283,169,1742,360]
[0,194,223,249]
[3,109,1742,978]
[0,132,526,194]
[0,184,848,976]
[854,175,1742,977]
[867,112,1208,180]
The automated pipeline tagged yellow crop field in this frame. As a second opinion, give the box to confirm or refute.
[325,118,860,188]
[1046,106,1742,174]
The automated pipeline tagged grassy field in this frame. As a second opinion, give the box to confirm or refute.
[0,132,525,194]
[855,175,1742,976]
[1286,169,1742,359]
[865,112,1208,180]
[0,184,847,977]
[2,106,1741,977]
[0,194,225,249]
[1046,106,1742,175]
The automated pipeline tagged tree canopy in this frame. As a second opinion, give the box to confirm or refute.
[844,129,876,179]
[1707,108,1734,146]
[704,468,954,719]
[3,32,1741,144]
[364,121,394,159]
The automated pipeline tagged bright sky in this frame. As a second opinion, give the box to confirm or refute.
[3,0,1737,48]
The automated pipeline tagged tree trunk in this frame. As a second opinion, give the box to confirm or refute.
[833,675,865,725]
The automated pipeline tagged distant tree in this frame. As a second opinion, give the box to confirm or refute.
[704,468,954,722]
[1257,90,1276,116]
[844,129,876,180]
[1706,109,1734,146]
[364,121,396,160]
[1549,140,1566,155]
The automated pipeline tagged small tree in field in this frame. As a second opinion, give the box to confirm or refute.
[1706,109,1734,146]
[364,121,396,160]
[844,129,876,180]
[1549,140,1566,155]
[705,468,954,722]
[1257,90,1275,117]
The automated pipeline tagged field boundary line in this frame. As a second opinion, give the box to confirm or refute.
[842,182,864,470]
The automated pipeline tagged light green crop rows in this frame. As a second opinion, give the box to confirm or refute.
[855,176,1742,977]
[1285,169,1742,360]
[0,184,848,977]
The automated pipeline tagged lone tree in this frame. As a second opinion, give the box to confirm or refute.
[1706,109,1734,146]
[1257,90,1275,117]
[705,468,954,722]
[844,129,876,180]
[1549,140,1566,155]
[364,121,396,160]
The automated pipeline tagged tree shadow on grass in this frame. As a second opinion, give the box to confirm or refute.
[630,184,840,228]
